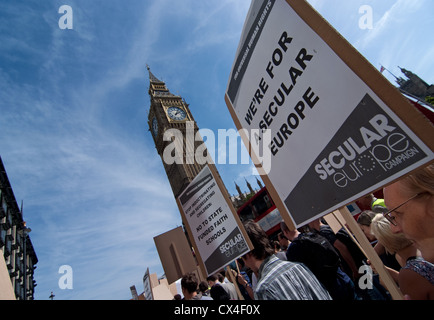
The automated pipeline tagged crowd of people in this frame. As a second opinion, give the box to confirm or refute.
[179,164,434,300]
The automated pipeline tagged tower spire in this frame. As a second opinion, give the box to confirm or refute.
[256,177,263,189]
[235,181,245,200]
[245,178,254,194]
[147,65,164,84]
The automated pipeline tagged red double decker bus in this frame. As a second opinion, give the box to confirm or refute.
[237,187,282,237]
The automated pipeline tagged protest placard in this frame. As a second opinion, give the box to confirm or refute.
[225,0,433,229]
[177,165,253,276]
[154,226,198,284]
[225,0,433,300]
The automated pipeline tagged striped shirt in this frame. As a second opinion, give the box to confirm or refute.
[254,255,332,300]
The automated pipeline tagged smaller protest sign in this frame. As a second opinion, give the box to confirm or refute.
[154,226,197,284]
[177,165,253,276]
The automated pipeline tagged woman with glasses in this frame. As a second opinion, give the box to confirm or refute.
[383,164,434,299]
[383,164,434,263]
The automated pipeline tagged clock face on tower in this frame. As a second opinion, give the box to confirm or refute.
[152,117,158,136]
[167,106,187,121]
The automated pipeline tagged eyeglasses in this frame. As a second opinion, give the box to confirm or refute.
[383,193,420,226]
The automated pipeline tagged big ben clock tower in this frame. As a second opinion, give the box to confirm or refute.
[147,66,207,198]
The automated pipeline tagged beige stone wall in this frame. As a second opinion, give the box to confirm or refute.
[0,250,15,300]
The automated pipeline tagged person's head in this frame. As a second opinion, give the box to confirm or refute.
[358,193,375,209]
[272,240,281,252]
[280,220,299,241]
[383,164,434,259]
[217,273,225,283]
[357,210,377,241]
[181,273,198,299]
[370,214,414,255]
[241,220,274,273]
[206,274,218,286]
[198,281,209,293]
[277,232,289,250]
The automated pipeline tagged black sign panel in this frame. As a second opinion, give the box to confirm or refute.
[285,94,428,225]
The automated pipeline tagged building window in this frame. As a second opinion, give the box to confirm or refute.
[0,224,6,247]
[5,208,13,229]
[4,232,12,256]
[1,195,7,215]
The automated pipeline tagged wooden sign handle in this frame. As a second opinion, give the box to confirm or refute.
[226,266,245,301]
[338,207,403,300]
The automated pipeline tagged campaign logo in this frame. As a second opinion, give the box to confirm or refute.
[285,94,428,226]
[204,229,248,276]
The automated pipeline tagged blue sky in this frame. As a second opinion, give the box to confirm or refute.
[0,0,432,300]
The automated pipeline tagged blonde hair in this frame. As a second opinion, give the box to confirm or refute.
[370,214,413,254]
[400,164,434,196]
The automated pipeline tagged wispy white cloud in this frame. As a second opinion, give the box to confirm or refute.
[355,0,426,49]
[0,0,190,300]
